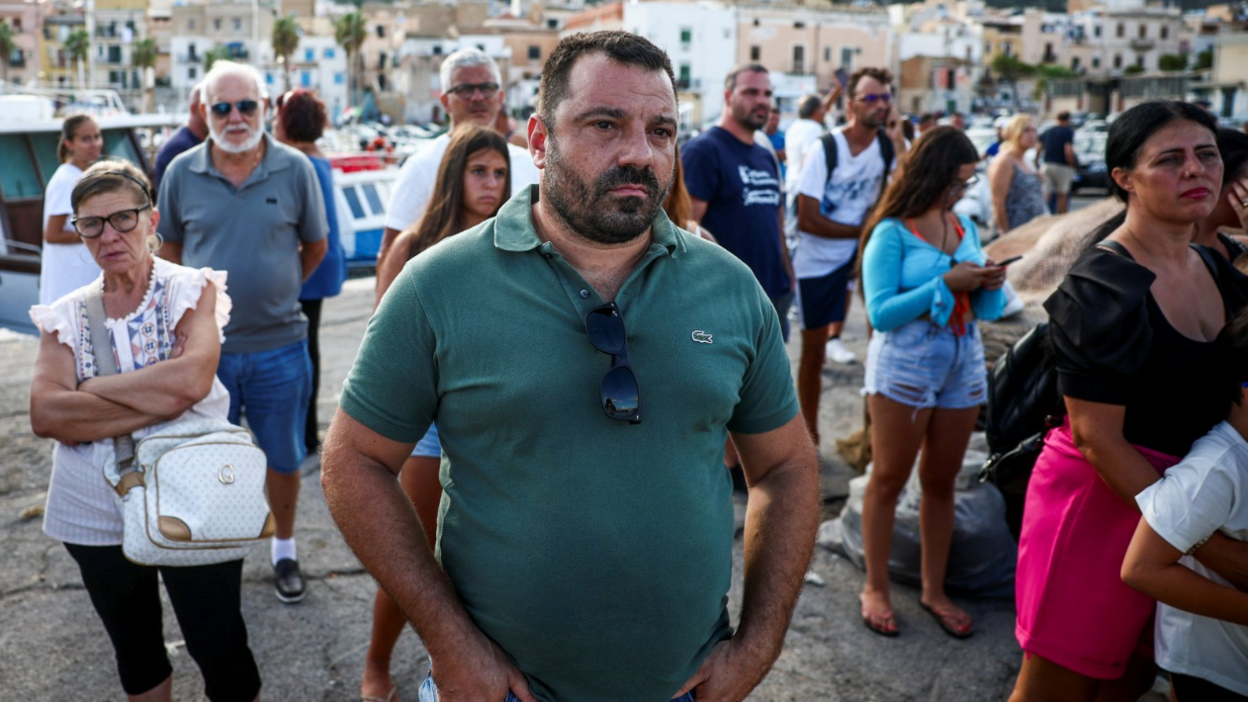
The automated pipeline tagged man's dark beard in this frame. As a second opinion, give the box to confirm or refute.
[543,137,672,245]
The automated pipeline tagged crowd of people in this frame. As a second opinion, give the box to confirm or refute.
[24,28,1248,702]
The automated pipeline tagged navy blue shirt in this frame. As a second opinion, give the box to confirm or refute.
[300,155,347,300]
[682,127,790,298]
[1040,125,1074,165]
[153,126,203,193]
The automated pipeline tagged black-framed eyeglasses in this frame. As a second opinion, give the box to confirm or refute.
[855,92,892,104]
[71,204,152,239]
[446,81,500,98]
[584,302,641,424]
[209,100,260,117]
[949,175,979,192]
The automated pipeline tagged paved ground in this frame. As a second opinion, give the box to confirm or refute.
[0,205,1163,701]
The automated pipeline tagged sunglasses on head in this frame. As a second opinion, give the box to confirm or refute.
[209,100,260,117]
[585,302,641,425]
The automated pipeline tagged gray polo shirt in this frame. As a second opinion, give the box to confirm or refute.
[158,132,327,354]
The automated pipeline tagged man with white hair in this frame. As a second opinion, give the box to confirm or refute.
[152,82,208,192]
[157,60,329,604]
[378,47,539,269]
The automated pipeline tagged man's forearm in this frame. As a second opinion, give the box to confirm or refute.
[1194,531,1248,591]
[321,438,484,660]
[735,456,820,670]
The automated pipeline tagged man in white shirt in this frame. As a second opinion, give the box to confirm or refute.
[379,48,539,270]
[793,67,905,444]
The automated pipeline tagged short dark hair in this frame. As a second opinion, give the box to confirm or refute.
[797,94,822,119]
[1219,127,1248,183]
[1106,99,1219,203]
[537,31,676,125]
[1217,306,1248,406]
[1057,111,1071,122]
[276,89,328,143]
[724,63,768,92]
[919,112,936,124]
[847,67,893,100]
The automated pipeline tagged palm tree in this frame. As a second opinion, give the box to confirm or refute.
[334,11,366,107]
[203,44,230,73]
[131,37,157,112]
[65,28,90,89]
[0,20,15,85]
[272,15,300,92]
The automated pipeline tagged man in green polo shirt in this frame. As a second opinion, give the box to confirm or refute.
[322,31,818,702]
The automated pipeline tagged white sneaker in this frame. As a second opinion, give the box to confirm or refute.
[826,337,857,364]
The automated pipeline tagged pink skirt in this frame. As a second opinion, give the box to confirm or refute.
[1015,421,1179,679]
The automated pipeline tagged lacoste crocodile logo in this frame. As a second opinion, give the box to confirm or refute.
[691,330,713,344]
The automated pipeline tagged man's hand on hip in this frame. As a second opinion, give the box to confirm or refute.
[674,638,768,702]
[430,630,537,702]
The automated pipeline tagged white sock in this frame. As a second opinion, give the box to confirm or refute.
[271,537,296,566]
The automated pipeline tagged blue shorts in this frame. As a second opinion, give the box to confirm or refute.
[797,258,854,330]
[418,674,693,702]
[863,319,987,410]
[216,339,313,474]
[411,422,440,458]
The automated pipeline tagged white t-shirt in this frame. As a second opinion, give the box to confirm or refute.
[793,129,889,279]
[784,118,824,195]
[1136,421,1248,696]
[384,132,540,232]
[29,258,233,545]
[39,163,102,306]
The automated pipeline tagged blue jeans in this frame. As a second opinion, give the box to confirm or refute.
[216,339,313,474]
[417,674,694,702]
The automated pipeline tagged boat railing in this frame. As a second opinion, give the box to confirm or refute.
[0,80,131,118]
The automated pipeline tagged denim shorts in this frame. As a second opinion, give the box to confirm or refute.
[411,422,441,458]
[216,339,313,474]
[863,318,987,410]
[417,673,695,702]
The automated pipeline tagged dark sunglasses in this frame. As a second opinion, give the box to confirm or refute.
[446,81,500,98]
[209,100,260,117]
[855,92,892,104]
[584,302,641,424]
[72,203,152,239]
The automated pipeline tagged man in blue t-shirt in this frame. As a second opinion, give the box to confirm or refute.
[1036,111,1077,214]
[152,83,207,193]
[683,64,795,340]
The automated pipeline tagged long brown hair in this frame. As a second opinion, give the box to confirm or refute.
[664,142,692,226]
[404,125,511,259]
[857,126,979,274]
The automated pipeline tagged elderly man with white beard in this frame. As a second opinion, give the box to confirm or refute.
[157,60,328,604]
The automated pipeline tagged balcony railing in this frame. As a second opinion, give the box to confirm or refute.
[1131,38,1155,52]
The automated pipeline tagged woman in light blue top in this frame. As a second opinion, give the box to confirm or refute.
[857,126,1008,639]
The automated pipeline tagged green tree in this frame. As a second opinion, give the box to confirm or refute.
[1033,64,1077,102]
[204,44,230,73]
[1123,64,1145,75]
[1158,53,1187,72]
[132,37,157,112]
[1195,49,1214,71]
[990,54,1035,110]
[334,12,367,106]
[272,14,301,92]
[0,19,15,84]
[65,28,90,89]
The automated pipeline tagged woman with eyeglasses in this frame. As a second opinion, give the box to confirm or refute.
[273,88,348,455]
[361,124,511,702]
[28,159,260,702]
[856,126,1007,639]
[988,114,1047,234]
[40,113,105,306]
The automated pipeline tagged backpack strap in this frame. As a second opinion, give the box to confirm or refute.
[820,132,838,185]
[1096,239,1134,261]
[877,128,895,175]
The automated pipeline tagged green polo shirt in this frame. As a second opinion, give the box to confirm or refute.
[339,186,798,702]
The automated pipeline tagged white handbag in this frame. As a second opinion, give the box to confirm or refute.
[86,284,274,567]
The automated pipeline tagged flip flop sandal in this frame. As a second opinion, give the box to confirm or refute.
[920,602,974,639]
[361,687,398,702]
[861,607,899,637]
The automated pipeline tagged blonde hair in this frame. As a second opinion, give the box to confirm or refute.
[1002,114,1035,153]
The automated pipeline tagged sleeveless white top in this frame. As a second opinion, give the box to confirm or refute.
[29,257,232,545]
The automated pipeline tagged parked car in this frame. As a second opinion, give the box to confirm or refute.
[1071,130,1109,194]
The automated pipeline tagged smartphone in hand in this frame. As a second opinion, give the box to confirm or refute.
[995,255,1024,267]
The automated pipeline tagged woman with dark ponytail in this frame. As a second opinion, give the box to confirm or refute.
[40,114,104,305]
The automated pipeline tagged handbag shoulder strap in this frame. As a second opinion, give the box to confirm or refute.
[83,284,137,472]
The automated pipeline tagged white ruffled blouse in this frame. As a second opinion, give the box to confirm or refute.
[29,257,233,546]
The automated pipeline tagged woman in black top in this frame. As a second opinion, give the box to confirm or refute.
[1009,101,1248,702]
